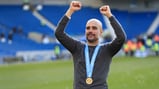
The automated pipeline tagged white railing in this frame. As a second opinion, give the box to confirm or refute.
[16,50,56,62]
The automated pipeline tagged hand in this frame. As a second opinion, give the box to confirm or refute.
[99,5,112,18]
[66,1,82,17]
[69,1,82,12]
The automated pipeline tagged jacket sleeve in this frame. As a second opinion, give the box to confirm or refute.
[55,15,79,53]
[107,16,127,56]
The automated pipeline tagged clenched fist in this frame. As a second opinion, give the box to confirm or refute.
[70,1,82,12]
[99,5,112,18]
[65,1,82,17]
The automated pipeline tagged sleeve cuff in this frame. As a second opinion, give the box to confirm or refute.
[109,15,115,22]
[65,15,71,19]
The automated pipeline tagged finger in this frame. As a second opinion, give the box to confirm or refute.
[72,1,81,7]
[73,3,80,7]
[100,6,108,11]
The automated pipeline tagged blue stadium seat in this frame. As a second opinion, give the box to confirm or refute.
[0,5,158,57]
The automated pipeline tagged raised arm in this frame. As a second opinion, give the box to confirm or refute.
[100,5,126,56]
[99,5,113,18]
[55,1,82,53]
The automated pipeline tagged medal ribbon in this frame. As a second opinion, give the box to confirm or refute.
[85,44,101,78]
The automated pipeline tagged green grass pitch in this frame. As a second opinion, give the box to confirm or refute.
[0,56,159,89]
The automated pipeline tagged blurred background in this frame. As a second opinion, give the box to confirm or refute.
[0,0,159,63]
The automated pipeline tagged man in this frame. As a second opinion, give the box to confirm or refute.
[55,1,126,89]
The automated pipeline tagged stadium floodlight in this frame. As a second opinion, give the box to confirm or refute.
[36,4,43,11]
[23,2,43,11]
[22,0,30,11]
[23,2,30,11]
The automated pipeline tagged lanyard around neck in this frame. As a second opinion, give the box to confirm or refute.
[85,44,101,78]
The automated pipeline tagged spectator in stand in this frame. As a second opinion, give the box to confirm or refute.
[54,45,61,59]
[7,31,13,44]
[153,34,159,43]
[152,34,159,56]
[0,32,6,43]
[123,40,136,56]
[123,41,129,56]
[135,41,147,58]
[42,34,50,44]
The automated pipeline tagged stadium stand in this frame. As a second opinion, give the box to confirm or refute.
[0,5,107,62]
[112,10,158,39]
[0,1,159,63]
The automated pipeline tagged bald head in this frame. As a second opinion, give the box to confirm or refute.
[86,18,103,31]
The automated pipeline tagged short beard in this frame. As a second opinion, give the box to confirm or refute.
[87,37,98,43]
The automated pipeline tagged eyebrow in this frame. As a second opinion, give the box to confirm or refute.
[86,26,98,29]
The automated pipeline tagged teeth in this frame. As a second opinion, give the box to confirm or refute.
[89,34,94,36]
[88,33,93,35]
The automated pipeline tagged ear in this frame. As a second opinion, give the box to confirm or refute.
[100,29,103,34]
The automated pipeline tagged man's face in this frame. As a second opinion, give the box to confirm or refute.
[85,19,102,43]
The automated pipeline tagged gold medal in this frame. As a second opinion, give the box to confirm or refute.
[86,77,93,85]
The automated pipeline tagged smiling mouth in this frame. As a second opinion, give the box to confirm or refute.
[87,33,95,37]
[87,35,94,39]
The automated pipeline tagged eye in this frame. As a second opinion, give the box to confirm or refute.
[92,26,97,30]
[86,26,90,30]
